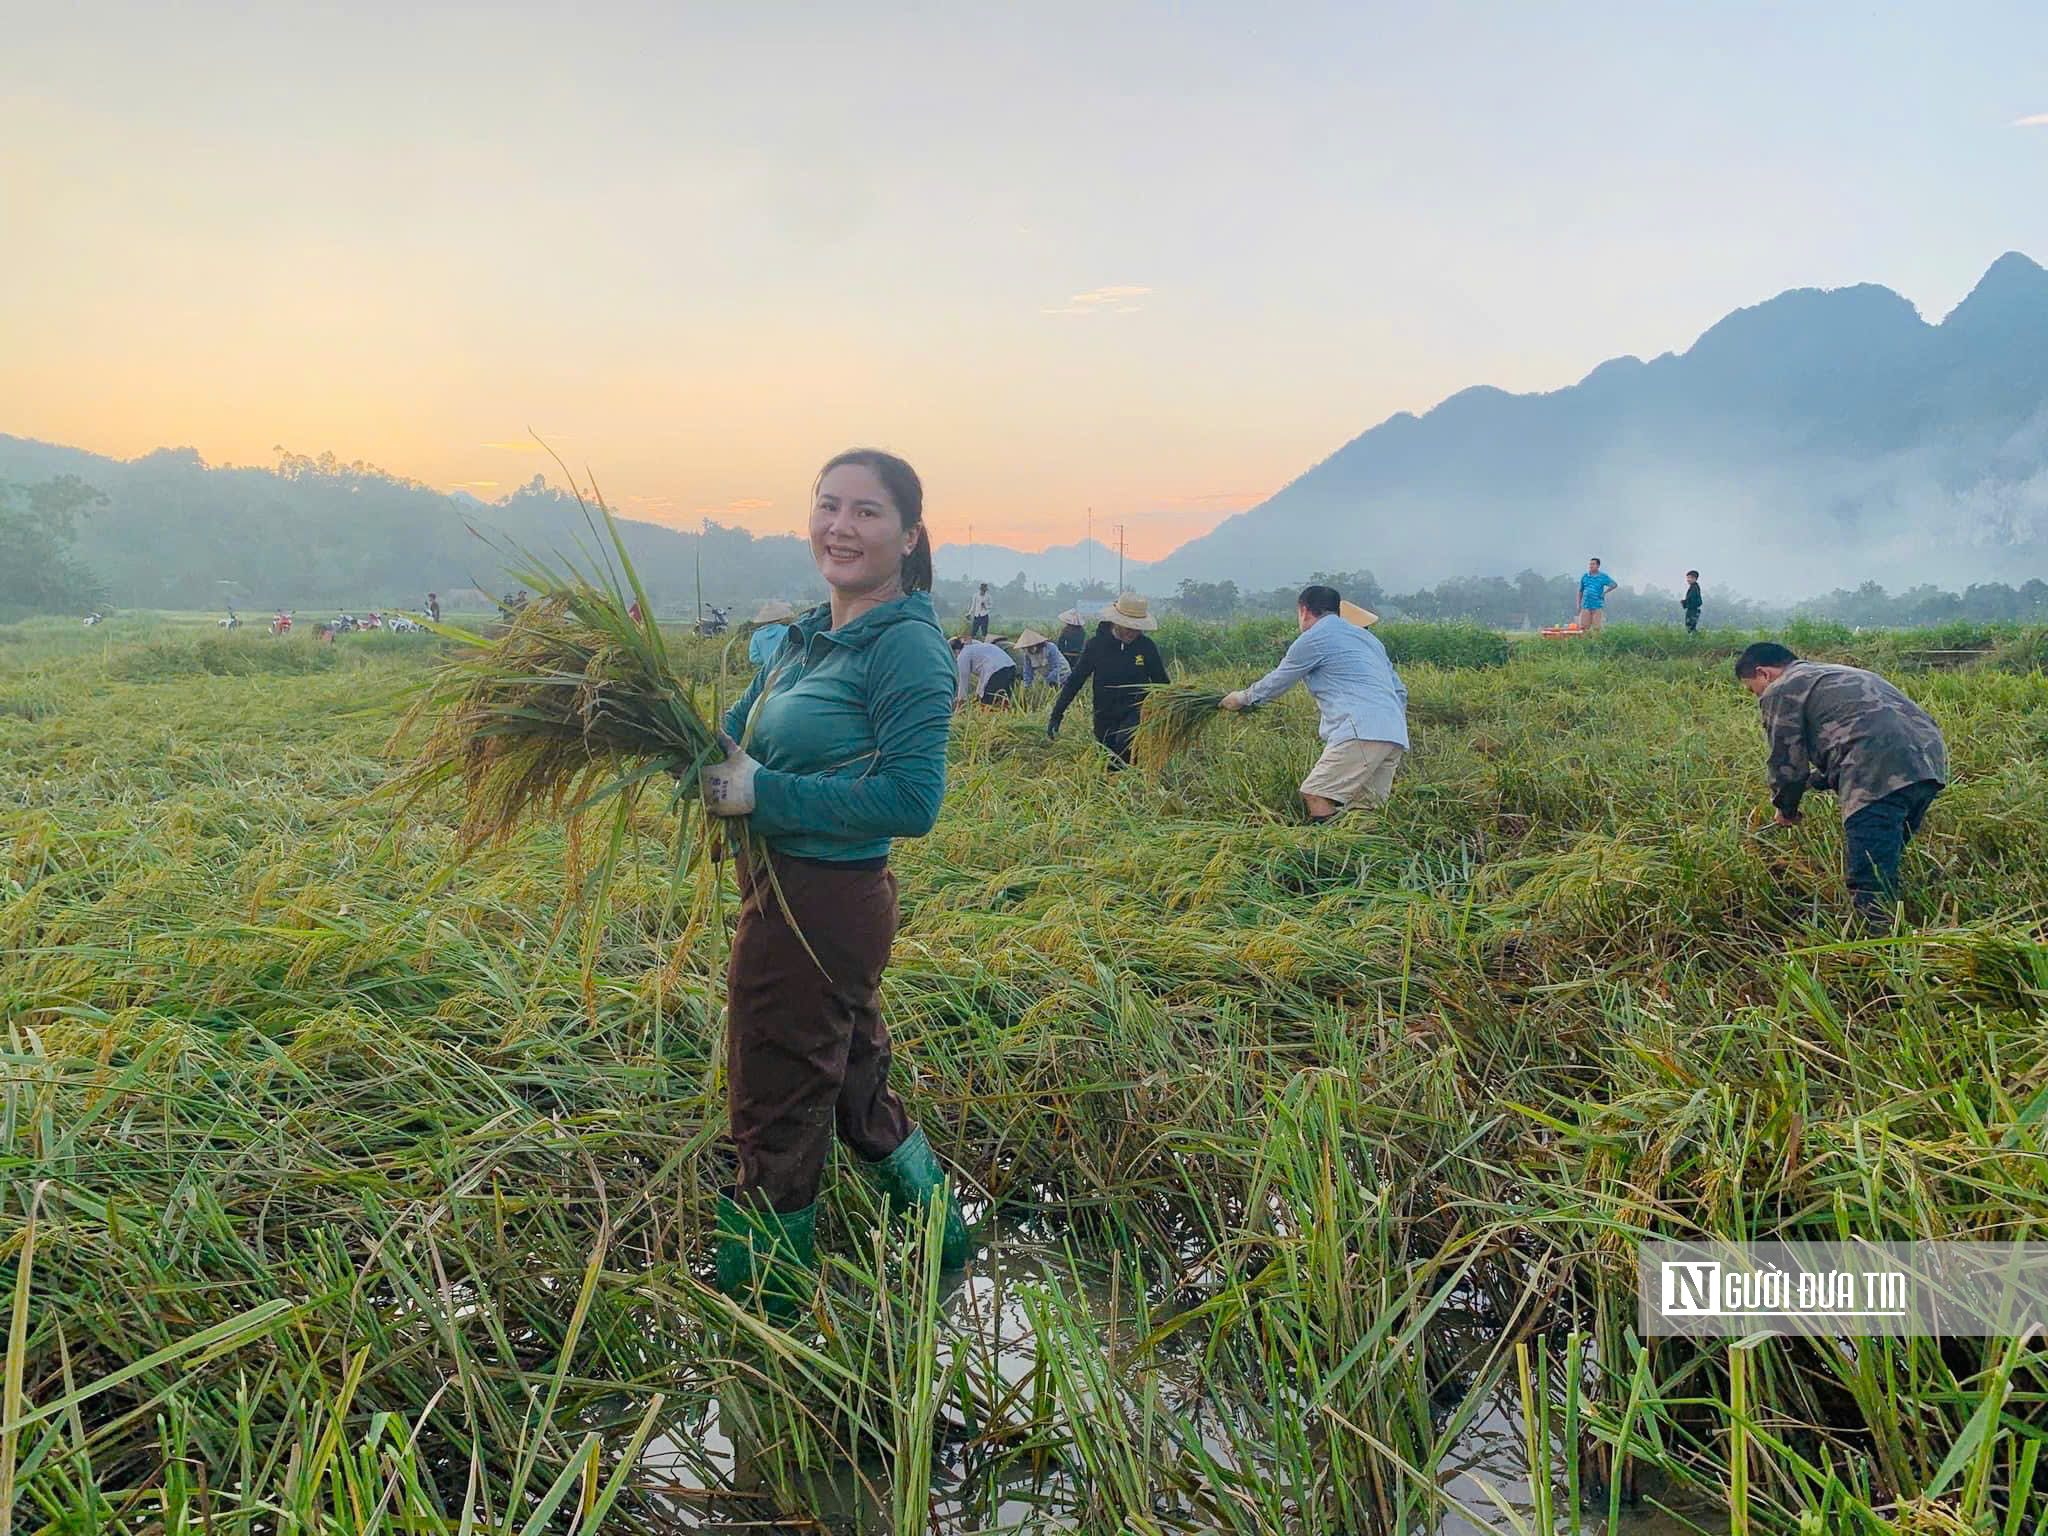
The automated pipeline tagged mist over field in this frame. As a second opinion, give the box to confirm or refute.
[1145,253,2048,601]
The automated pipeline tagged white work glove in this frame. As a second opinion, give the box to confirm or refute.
[1218,691,1248,712]
[701,732,760,817]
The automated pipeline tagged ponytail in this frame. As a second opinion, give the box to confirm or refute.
[901,522,933,593]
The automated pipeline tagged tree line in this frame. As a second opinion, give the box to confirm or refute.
[6,449,2048,631]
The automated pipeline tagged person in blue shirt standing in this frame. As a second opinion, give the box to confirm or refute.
[1217,584,1409,822]
[747,600,796,667]
[1576,557,1618,631]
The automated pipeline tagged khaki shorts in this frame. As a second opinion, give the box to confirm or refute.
[1576,608,1606,631]
[1299,739,1404,811]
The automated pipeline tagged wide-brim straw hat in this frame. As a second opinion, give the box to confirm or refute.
[1340,599,1379,627]
[1057,609,1083,627]
[1014,628,1050,649]
[752,600,796,624]
[1099,593,1159,631]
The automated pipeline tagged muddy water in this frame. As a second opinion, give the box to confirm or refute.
[641,1229,1727,1534]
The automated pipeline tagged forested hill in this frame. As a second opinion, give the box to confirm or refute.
[0,437,829,613]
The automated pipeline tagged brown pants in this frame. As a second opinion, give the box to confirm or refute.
[726,850,911,1213]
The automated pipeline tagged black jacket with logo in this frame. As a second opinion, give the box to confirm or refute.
[1050,625,1169,737]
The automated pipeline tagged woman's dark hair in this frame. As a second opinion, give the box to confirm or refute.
[814,448,931,593]
[1297,584,1341,617]
[1734,641,1799,678]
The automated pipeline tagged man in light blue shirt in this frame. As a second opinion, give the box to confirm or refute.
[1576,558,1617,631]
[747,599,796,667]
[1219,584,1409,822]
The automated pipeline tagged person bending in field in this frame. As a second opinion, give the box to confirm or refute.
[1681,571,1702,633]
[1047,593,1169,768]
[1218,584,1409,822]
[698,448,971,1322]
[748,599,796,667]
[951,634,1018,708]
[1011,628,1070,689]
[1055,609,1088,666]
[1735,642,1949,931]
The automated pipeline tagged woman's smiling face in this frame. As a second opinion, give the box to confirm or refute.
[811,462,915,597]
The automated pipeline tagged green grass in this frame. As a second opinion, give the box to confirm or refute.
[1,617,2045,1533]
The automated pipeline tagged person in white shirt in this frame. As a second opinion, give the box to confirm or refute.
[1220,584,1408,821]
[968,583,992,638]
[950,635,1017,707]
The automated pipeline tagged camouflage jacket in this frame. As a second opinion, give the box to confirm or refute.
[1757,661,1948,821]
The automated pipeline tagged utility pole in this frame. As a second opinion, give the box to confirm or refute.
[695,517,707,628]
[1114,524,1126,593]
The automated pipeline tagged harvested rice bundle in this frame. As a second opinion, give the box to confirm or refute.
[387,477,729,857]
[1131,683,1229,774]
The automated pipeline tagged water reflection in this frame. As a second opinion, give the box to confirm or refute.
[640,1222,1723,1535]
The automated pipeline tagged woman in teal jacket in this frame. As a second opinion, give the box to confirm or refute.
[698,448,969,1319]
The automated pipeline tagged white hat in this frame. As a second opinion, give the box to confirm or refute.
[751,599,796,624]
[1014,628,1051,649]
[1099,592,1158,631]
[1340,599,1379,628]
[1057,609,1083,627]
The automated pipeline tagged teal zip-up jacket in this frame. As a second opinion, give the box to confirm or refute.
[721,591,954,861]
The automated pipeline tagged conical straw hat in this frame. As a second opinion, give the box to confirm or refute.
[1340,599,1378,627]
[1014,628,1050,649]
[752,599,796,624]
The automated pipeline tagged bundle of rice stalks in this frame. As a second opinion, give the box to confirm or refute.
[386,460,738,901]
[1132,684,1229,774]
[390,588,722,851]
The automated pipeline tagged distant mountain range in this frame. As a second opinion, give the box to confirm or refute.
[1145,251,2048,599]
[0,440,830,614]
[930,537,1150,591]
[8,251,2046,610]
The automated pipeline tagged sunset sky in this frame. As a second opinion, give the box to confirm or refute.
[4,2,2045,559]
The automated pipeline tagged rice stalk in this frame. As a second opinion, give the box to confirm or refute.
[1132,684,1228,774]
[385,470,725,852]
[378,447,817,983]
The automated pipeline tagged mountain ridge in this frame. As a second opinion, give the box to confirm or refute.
[1145,251,2048,600]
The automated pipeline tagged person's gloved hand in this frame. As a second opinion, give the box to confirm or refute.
[1045,718,1060,741]
[1219,691,1248,712]
[702,732,760,817]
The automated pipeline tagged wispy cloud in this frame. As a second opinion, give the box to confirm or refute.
[479,438,569,453]
[447,479,499,490]
[2017,113,2048,127]
[696,497,774,517]
[1042,283,1152,316]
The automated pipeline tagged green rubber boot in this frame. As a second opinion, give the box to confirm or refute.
[713,1194,817,1324]
[857,1127,972,1272]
